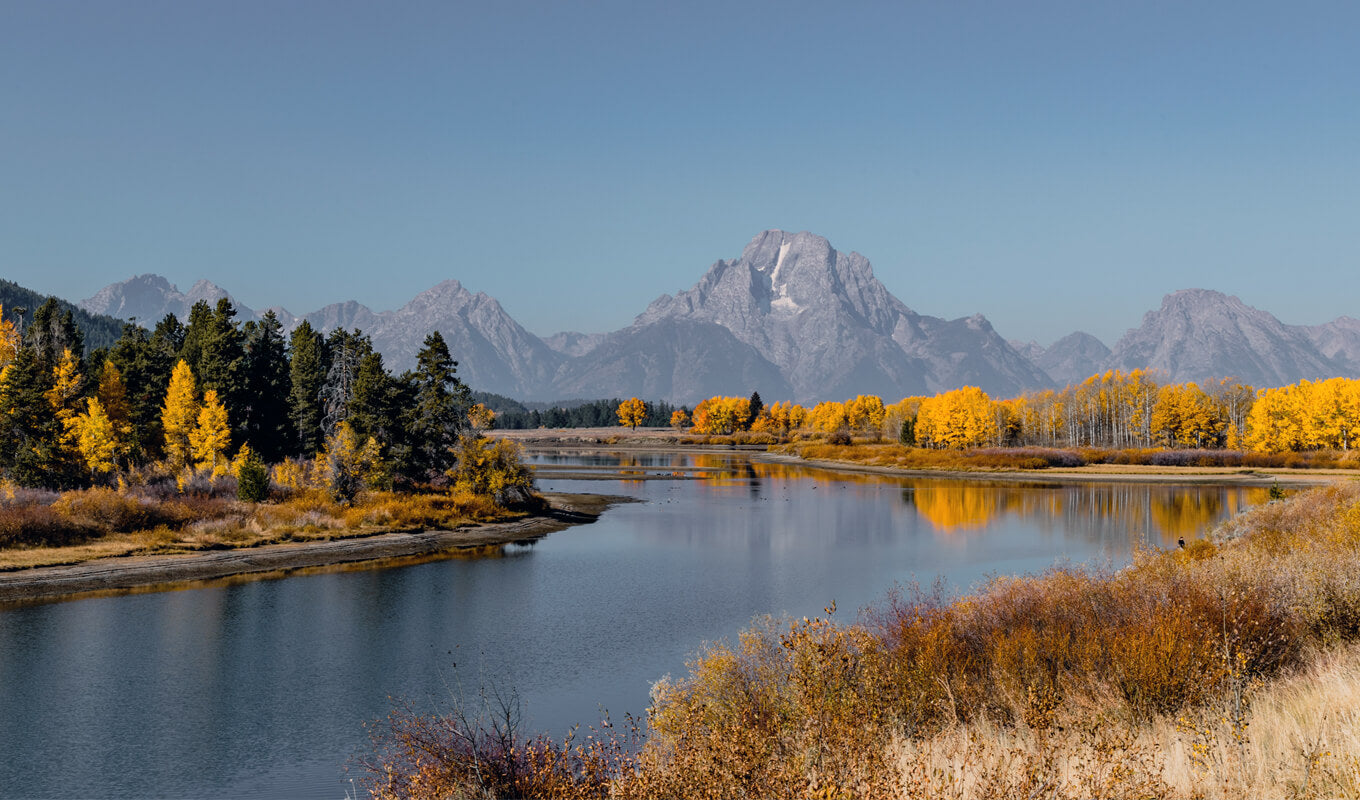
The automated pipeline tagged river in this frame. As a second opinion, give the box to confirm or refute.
[0,450,1271,799]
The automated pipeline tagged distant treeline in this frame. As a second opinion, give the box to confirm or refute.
[472,391,684,429]
[1,279,126,352]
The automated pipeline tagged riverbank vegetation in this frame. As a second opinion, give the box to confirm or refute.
[364,483,1360,799]
[659,371,1360,472]
[0,299,535,569]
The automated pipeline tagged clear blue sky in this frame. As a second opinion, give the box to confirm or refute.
[3,1,1358,347]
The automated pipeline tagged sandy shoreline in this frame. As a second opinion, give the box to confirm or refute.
[0,492,629,606]
[753,452,1354,486]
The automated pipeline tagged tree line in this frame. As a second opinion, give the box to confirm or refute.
[675,370,1360,454]
[0,297,480,491]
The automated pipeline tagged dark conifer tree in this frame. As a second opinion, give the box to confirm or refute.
[0,347,79,487]
[107,324,162,461]
[241,311,292,462]
[197,298,246,431]
[176,301,214,373]
[747,390,764,428]
[25,298,84,369]
[287,320,328,456]
[406,331,471,480]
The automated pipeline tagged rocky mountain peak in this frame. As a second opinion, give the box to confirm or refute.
[1108,289,1337,386]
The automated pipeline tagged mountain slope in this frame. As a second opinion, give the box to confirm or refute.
[549,318,792,405]
[632,230,1051,403]
[81,274,258,324]
[305,280,565,397]
[2,279,127,351]
[1037,332,1112,387]
[1105,289,1340,386]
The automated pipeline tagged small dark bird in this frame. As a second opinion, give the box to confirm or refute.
[1178,538,1185,548]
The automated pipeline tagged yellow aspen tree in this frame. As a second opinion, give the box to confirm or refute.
[916,386,998,449]
[96,361,135,451]
[73,397,119,476]
[162,360,200,471]
[845,394,886,437]
[468,402,496,432]
[1244,386,1301,453]
[808,401,848,434]
[616,397,647,430]
[669,409,689,429]
[0,305,19,369]
[190,389,232,476]
[47,348,85,458]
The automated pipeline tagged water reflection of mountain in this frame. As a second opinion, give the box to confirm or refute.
[530,450,1268,551]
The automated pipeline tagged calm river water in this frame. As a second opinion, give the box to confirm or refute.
[0,451,1270,799]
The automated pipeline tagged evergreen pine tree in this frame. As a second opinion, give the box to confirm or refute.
[241,311,292,462]
[0,348,73,487]
[287,320,328,457]
[406,331,471,480]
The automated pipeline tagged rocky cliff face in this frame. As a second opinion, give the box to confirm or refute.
[1104,289,1339,386]
[1036,332,1112,387]
[83,243,1358,405]
[306,281,565,398]
[82,274,256,324]
[628,230,1051,403]
[1304,316,1360,375]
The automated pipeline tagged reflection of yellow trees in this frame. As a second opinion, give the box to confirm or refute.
[912,483,1004,531]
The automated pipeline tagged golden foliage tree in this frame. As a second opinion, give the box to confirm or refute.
[916,386,999,449]
[690,396,750,435]
[320,420,388,502]
[46,348,85,458]
[468,402,496,432]
[161,360,200,471]
[669,409,690,430]
[617,397,647,430]
[449,434,534,503]
[190,388,232,476]
[72,397,119,476]
[0,305,19,369]
[807,401,848,434]
[845,394,887,437]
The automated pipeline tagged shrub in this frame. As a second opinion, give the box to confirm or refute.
[51,488,155,533]
[237,454,270,503]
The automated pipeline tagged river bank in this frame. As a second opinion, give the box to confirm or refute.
[0,492,626,606]
[502,428,1358,486]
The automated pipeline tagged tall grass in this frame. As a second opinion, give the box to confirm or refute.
[362,483,1360,799]
[0,479,527,569]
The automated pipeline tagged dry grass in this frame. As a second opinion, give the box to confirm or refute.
[0,484,526,571]
[890,642,1360,799]
[361,482,1360,799]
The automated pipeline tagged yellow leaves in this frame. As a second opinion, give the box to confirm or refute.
[0,305,20,370]
[916,386,999,449]
[161,360,200,471]
[321,420,388,502]
[1244,378,1360,453]
[669,409,690,429]
[690,396,749,435]
[190,389,232,476]
[1150,382,1226,448]
[807,401,848,434]
[448,434,533,502]
[616,397,647,430]
[468,402,496,432]
[72,397,119,476]
[845,395,886,436]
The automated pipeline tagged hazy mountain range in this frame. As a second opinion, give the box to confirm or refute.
[79,231,1360,403]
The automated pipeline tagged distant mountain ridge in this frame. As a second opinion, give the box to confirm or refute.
[76,234,1360,402]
